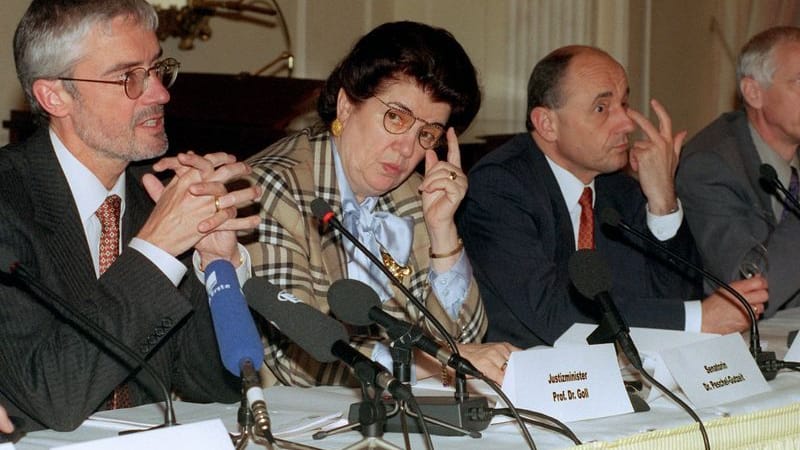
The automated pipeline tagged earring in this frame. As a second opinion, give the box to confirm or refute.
[331,118,343,137]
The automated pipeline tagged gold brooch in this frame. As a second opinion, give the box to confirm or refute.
[380,247,412,283]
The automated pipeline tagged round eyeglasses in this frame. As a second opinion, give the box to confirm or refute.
[57,58,181,100]
[374,97,446,149]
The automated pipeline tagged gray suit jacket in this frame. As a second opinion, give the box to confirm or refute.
[677,110,800,316]
[0,128,239,432]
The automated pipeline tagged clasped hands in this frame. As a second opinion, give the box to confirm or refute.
[137,151,261,266]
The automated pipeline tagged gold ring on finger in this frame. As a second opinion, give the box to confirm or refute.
[214,197,221,213]
[449,171,457,181]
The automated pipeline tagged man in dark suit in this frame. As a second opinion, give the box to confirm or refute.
[457,45,768,349]
[678,27,800,318]
[0,0,261,432]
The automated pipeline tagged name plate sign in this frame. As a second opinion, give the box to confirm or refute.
[785,332,800,362]
[502,343,632,422]
[660,333,771,408]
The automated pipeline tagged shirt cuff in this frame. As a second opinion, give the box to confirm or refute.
[372,341,416,385]
[646,199,684,241]
[129,237,187,287]
[428,250,472,320]
[684,300,702,332]
[192,243,252,287]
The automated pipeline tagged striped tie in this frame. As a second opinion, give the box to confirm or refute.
[782,167,799,222]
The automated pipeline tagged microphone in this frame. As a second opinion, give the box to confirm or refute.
[567,248,710,450]
[599,207,779,380]
[327,278,483,378]
[759,163,800,216]
[310,199,467,383]
[204,260,270,438]
[242,277,412,401]
[568,250,643,369]
[0,250,178,429]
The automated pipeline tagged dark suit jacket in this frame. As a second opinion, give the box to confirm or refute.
[0,129,238,432]
[677,110,800,316]
[457,133,702,348]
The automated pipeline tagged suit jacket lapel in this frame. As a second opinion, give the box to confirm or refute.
[311,133,348,283]
[25,129,97,301]
[734,113,776,226]
[528,140,577,253]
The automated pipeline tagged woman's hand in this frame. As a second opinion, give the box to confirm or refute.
[420,128,468,271]
[456,341,520,385]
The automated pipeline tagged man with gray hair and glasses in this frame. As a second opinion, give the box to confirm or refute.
[0,0,261,432]
[678,26,800,318]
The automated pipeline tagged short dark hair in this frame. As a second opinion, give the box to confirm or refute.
[525,45,593,131]
[317,21,481,134]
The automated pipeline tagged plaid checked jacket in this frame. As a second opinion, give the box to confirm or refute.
[246,127,487,387]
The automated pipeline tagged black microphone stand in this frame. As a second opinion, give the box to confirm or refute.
[760,163,800,215]
[599,208,785,380]
[4,260,178,433]
[312,201,490,424]
[332,370,403,450]
[313,199,540,449]
[379,342,484,438]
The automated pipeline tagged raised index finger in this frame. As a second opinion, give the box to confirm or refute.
[626,107,660,142]
[445,127,462,169]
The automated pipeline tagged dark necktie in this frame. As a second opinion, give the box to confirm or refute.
[782,167,799,221]
[97,195,132,409]
[577,187,595,250]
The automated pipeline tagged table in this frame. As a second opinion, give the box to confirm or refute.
[13,309,800,450]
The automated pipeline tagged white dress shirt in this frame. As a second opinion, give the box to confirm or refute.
[544,154,701,332]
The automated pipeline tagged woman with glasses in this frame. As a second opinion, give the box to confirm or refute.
[247,21,517,388]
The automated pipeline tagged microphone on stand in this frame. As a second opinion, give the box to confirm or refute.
[568,250,642,369]
[310,199,469,389]
[599,207,782,380]
[568,249,710,450]
[327,278,483,378]
[241,277,412,402]
[310,199,539,449]
[204,260,271,441]
[759,163,800,216]
[243,277,434,449]
[0,250,178,431]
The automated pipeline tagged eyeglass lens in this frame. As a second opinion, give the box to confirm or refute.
[124,59,179,99]
[383,108,444,149]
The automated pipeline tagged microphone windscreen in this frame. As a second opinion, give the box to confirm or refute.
[568,249,613,299]
[760,163,778,183]
[243,277,347,363]
[599,207,623,227]
[327,279,381,326]
[311,198,334,222]
[206,260,265,376]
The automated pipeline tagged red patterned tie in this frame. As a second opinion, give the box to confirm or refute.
[96,195,132,409]
[97,195,121,275]
[577,187,595,250]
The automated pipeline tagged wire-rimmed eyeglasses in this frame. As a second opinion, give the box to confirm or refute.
[374,97,446,149]
[57,58,181,100]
